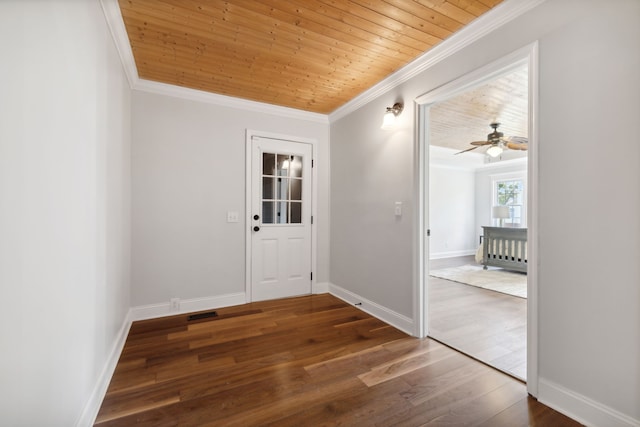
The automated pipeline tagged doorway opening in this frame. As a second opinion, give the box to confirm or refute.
[414,43,539,394]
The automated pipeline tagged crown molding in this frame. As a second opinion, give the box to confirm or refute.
[101,0,545,126]
[99,0,138,88]
[134,79,329,123]
[329,0,547,122]
[99,0,328,124]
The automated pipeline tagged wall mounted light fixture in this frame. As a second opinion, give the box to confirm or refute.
[381,102,404,130]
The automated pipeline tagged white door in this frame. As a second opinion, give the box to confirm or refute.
[250,136,312,301]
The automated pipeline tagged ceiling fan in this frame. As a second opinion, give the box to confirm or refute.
[455,122,528,157]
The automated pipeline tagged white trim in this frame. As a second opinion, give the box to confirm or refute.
[414,42,539,394]
[313,281,330,294]
[99,0,138,88]
[76,311,133,427]
[429,249,477,260]
[329,283,414,336]
[413,102,428,338]
[414,44,534,106]
[245,130,319,303]
[538,378,640,427]
[477,157,528,171]
[330,0,546,121]
[134,79,329,124]
[130,293,246,322]
[525,41,540,397]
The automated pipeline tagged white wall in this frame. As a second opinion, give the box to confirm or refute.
[131,91,329,307]
[330,0,639,424]
[0,1,131,426]
[429,165,476,258]
[330,115,415,317]
[536,1,640,423]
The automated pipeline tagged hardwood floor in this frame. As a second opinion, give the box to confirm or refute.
[428,256,527,380]
[95,294,579,426]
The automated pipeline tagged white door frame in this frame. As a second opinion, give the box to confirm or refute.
[245,129,318,303]
[413,42,540,396]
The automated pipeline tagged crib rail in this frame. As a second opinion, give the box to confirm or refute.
[481,226,527,273]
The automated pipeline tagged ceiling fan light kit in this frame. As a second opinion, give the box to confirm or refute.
[486,144,504,157]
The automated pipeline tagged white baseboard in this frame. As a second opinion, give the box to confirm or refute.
[429,249,477,260]
[328,283,414,336]
[538,378,640,427]
[313,281,330,294]
[76,310,133,427]
[130,292,247,321]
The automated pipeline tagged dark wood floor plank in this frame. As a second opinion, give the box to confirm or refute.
[358,343,455,387]
[95,294,580,426]
[376,368,517,426]
[263,376,413,427]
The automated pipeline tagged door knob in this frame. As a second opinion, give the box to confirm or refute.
[253,214,260,220]
[253,226,260,232]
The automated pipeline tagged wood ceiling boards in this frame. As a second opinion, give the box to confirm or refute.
[118,0,504,114]
[430,66,528,152]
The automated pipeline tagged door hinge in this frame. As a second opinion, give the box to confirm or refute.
[310,272,313,281]
[427,229,431,237]
[311,215,314,225]
[312,159,314,167]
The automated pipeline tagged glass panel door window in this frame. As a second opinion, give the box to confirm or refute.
[262,152,303,224]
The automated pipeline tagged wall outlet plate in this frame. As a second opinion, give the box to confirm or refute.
[170,298,180,311]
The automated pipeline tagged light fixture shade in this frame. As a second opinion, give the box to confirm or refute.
[492,205,510,219]
[381,110,396,130]
[486,144,503,157]
[381,102,403,130]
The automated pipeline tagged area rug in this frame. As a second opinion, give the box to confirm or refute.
[429,264,527,298]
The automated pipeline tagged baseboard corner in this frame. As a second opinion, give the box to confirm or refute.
[76,309,133,427]
[328,283,414,336]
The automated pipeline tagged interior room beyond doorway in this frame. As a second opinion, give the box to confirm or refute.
[425,61,530,381]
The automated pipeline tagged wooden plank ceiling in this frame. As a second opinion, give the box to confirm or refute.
[430,65,528,153]
[118,0,504,114]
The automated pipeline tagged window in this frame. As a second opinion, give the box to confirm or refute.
[262,152,303,224]
[493,175,526,227]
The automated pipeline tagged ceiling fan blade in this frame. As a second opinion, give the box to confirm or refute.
[506,136,528,143]
[506,141,528,151]
[454,145,480,155]
[470,140,492,146]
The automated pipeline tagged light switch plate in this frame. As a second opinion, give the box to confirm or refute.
[394,202,402,217]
